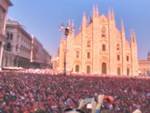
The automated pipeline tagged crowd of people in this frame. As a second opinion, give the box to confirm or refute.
[0,71,150,113]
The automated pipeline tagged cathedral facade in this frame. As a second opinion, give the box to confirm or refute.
[57,7,139,76]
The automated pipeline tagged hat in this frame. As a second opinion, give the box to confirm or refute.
[132,109,142,113]
[64,108,85,113]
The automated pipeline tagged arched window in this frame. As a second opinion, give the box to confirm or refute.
[117,55,120,61]
[126,56,129,62]
[6,32,13,40]
[101,26,106,38]
[87,41,91,47]
[5,56,8,66]
[102,62,107,74]
[117,44,120,51]
[127,68,130,75]
[117,67,121,75]
[75,65,80,72]
[76,51,79,58]
[6,32,9,39]
[6,43,12,51]
[87,65,91,74]
[10,33,13,40]
[102,44,106,51]
[87,52,90,59]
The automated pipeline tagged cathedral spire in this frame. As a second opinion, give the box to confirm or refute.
[82,12,87,29]
[68,19,74,35]
[111,9,116,25]
[95,4,99,16]
[71,20,74,30]
[93,5,97,17]
[111,9,115,20]
[71,20,75,35]
[121,20,125,35]
[130,31,137,44]
[108,9,116,26]
[108,9,111,20]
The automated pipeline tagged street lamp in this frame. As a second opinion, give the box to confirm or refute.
[60,23,73,76]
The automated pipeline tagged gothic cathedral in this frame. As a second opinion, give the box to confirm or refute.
[57,6,138,76]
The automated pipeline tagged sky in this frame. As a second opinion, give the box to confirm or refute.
[8,0,150,59]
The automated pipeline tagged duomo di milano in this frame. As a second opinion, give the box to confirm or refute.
[55,6,139,76]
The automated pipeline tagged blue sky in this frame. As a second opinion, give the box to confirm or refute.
[8,0,150,59]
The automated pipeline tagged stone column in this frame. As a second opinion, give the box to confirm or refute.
[0,42,4,70]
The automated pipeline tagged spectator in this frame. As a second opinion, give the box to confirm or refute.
[0,71,149,113]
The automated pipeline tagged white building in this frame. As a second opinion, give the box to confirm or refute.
[3,19,32,68]
[0,0,12,69]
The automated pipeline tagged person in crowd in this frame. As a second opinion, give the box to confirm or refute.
[0,71,149,113]
[79,94,114,113]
